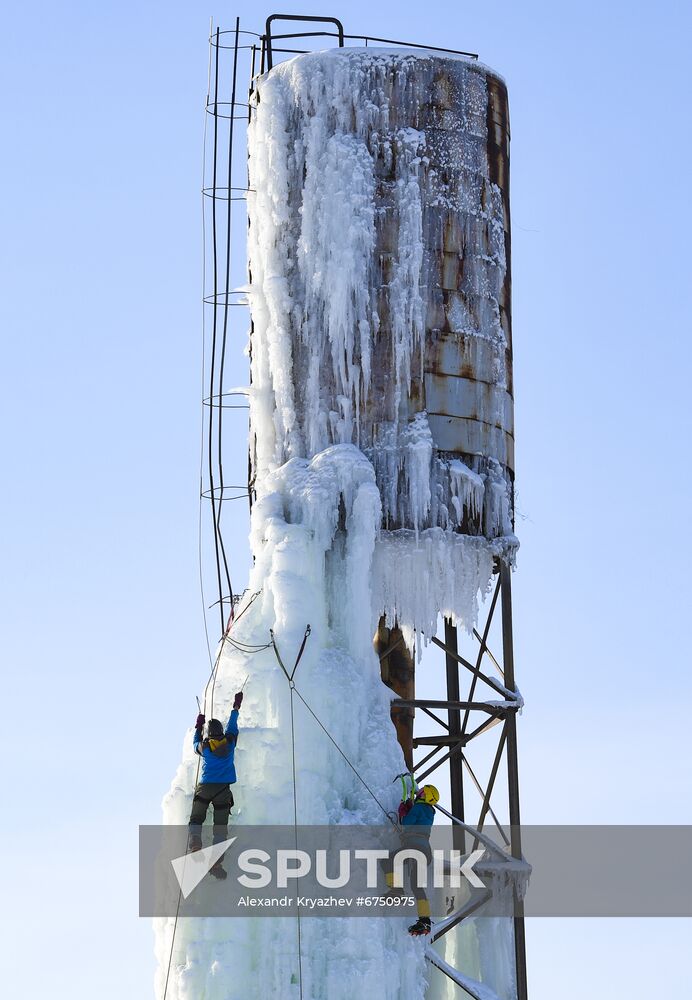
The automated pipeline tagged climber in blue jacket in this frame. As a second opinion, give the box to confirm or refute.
[384,783,439,935]
[187,690,243,878]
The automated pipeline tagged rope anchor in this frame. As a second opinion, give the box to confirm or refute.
[270,624,311,682]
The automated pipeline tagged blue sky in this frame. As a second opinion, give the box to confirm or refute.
[1,1,690,997]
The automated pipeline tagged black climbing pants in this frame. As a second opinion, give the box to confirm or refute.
[189,782,234,842]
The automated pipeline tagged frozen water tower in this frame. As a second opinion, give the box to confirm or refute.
[157,15,528,1000]
[245,17,527,999]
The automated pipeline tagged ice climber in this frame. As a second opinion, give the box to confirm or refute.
[187,690,243,880]
[385,782,440,936]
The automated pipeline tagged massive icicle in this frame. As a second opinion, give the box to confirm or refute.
[156,446,429,999]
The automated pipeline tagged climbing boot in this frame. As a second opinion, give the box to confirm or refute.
[209,860,228,881]
[188,833,203,856]
[408,916,431,936]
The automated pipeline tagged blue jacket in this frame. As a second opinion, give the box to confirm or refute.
[401,800,435,856]
[402,801,435,830]
[193,710,239,784]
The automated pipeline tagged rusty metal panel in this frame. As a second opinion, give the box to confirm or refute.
[427,414,515,470]
[424,373,514,435]
[426,331,512,391]
[416,65,513,488]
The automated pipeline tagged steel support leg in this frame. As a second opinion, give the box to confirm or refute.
[500,561,528,1000]
[444,618,465,852]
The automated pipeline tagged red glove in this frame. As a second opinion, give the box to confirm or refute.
[195,713,205,730]
[398,800,413,822]
[233,691,243,710]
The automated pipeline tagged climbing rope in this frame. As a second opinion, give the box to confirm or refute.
[269,627,311,1000]
[228,588,262,627]
[163,586,270,998]
[164,586,260,998]
[291,687,395,825]
[163,628,228,1000]
[165,23,220,999]
[288,675,304,999]
[166,612,405,999]
[270,627,398,824]
[166,14,263,997]
[166,617,398,999]
[207,592,267,716]
[226,633,273,652]
[269,626,311,681]
[268,626,405,998]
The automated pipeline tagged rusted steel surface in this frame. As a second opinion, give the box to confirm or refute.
[424,374,513,432]
[416,66,513,480]
[426,329,512,392]
[369,59,513,493]
[427,415,515,470]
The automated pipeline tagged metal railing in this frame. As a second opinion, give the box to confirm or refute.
[259,13,478,73]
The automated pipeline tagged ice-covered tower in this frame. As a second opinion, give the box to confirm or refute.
[248,46,516,761]
[155,23,527,1000]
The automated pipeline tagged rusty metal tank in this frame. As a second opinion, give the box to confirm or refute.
[248,49,513,540]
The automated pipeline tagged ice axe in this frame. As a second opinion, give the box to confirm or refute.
[233,675,249,707]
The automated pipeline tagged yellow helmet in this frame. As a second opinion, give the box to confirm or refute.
[420,785,440,806]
